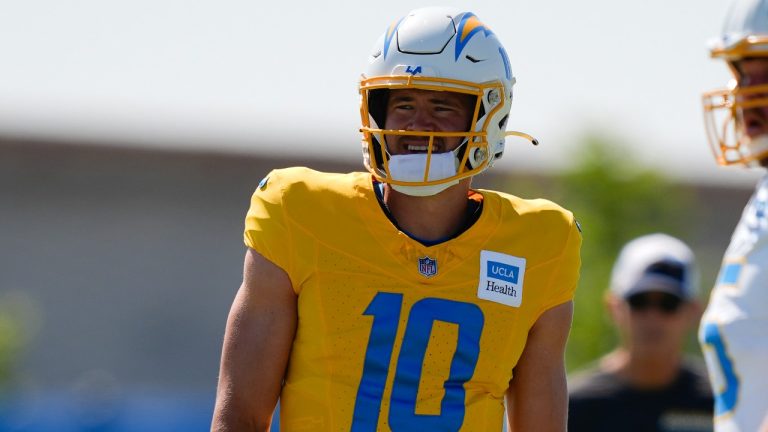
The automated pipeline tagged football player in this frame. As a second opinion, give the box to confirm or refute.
[211,7,581,431]
[700,0,768,430]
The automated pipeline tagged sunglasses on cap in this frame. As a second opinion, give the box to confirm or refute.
[626,292,684,314]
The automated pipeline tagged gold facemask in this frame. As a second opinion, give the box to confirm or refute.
[359,74,536,187]
[703,36,768,166]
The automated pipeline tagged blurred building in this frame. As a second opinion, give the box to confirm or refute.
[0,135,754,430]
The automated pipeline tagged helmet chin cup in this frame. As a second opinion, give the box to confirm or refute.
[391,181,460,197]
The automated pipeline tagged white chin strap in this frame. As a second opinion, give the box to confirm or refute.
[388,150,461,197]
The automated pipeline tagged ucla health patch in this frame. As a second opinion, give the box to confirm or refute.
[478,250,526,307]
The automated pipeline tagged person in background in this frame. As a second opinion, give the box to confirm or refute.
[569,234,713,432]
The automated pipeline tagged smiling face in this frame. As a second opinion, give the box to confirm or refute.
[383,89,477,155]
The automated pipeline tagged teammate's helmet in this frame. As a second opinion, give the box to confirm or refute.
[359,7,535,194]
[703,0,768,166]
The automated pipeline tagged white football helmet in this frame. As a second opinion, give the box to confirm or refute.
[359,7,536,195]
[703,0,768,166]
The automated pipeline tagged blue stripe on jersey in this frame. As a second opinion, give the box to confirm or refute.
[719,263,742,285]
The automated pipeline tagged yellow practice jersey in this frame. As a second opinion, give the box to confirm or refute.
[244,167,581,432]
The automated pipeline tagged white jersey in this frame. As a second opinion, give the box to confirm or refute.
[699,174,768,432]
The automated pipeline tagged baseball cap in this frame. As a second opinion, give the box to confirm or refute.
[609,233,698,301]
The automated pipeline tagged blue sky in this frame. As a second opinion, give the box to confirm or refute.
[0,0,762,185]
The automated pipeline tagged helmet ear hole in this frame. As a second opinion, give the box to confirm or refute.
[498,114,508,129]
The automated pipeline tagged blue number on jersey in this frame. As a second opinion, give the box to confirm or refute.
[701,322,740,416]
[352,292,484,431]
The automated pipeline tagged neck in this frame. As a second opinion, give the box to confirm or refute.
[600,348,682,389]
[383,179,472,242]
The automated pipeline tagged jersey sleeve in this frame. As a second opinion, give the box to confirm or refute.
[243,170,295,282]
[540,214,582,312]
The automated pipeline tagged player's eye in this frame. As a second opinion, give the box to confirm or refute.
[434,104,460,113]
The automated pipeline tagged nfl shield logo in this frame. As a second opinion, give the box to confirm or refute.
[418,256,437,278]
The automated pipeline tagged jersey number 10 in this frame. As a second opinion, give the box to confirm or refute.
[351,292,485,431]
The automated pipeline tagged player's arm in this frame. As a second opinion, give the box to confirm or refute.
[505,300,573,432]
[211,247,298,432]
